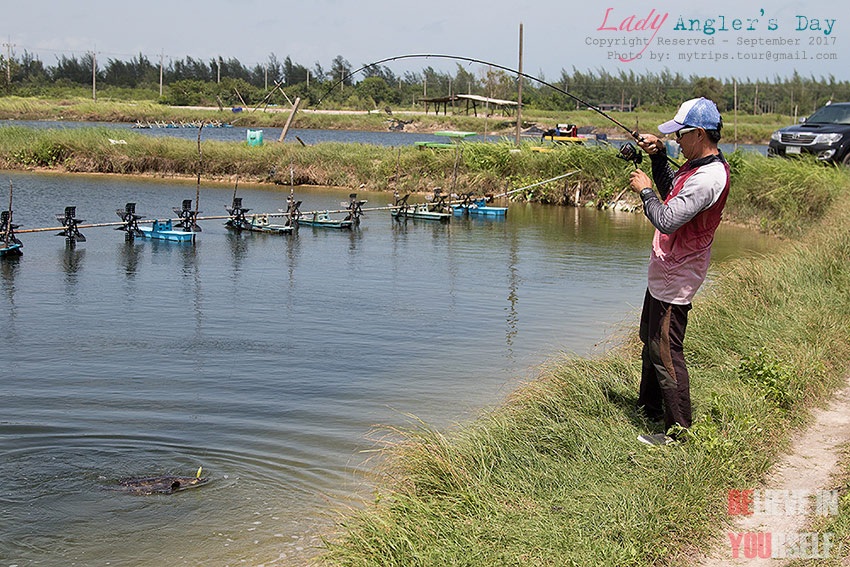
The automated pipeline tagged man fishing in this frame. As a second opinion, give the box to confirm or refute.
[627,97,730,446]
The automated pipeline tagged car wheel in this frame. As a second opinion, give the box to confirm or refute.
[843,153,850,167]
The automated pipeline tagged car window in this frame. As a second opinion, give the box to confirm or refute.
[806,105,850,125]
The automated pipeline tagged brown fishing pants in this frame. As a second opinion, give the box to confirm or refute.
[637,289,693,431]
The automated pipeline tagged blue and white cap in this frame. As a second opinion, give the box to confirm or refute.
[658,97,722,134]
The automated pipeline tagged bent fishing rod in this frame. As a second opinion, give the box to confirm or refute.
[315,53,679,167]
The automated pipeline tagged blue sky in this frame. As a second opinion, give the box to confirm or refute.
[5,0,846,82]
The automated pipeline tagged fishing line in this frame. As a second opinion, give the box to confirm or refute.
[316,53,680,167]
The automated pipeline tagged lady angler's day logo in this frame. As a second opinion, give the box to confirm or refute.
[586,6,838,66]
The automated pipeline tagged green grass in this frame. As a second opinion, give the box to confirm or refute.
[723,151,849,236]
[0,127,636,198]
[1,126,848,235]
[320,168,850,565]
[0,96,797,143]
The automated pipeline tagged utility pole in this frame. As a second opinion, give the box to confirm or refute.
[733,78,738,151]
[159,50,164,97]
[3,38,13,86]
[91,48,97,101]
[754,83,759,115]
[217,57,221,83]
[515,22,524,146]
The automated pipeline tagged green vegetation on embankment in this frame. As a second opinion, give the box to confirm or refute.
[0,95,790,143]
[315,168,850,564]
[0,125,839,237]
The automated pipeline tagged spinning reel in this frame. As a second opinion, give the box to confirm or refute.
[617,142,643,168]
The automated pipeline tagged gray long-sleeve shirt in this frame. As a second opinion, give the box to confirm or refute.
[639,152,727,234]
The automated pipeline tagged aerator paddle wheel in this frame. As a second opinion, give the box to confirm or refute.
[284,189,302,228]
[344,193,367,224]
[455,192,475,215]
[116,202,145,240]
[429,189,450,213]
[173,199,202,232]
[392,191,411,219]
[225,197,251,230]
[55,206,86,243]
[1,210,23,255]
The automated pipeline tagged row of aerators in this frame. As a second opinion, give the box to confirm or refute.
[0,188,507,257]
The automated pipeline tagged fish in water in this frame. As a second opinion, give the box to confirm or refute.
[115,466,209,495]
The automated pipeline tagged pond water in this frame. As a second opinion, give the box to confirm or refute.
[0,171,775,566]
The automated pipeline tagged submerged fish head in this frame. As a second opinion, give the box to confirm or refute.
[168,475,208,491]
[117,474,209,495]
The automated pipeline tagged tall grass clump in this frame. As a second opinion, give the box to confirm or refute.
[322,187,850,563]
[726,152,850,235]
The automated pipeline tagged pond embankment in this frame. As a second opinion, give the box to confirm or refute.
[319,161,850,565]
[0,123,828,235]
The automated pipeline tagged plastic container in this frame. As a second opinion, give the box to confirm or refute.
[247,129,264,147]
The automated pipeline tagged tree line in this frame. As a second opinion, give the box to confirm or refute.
[2,50,848,116]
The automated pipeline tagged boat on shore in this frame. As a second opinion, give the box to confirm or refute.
[541,123,583,144]
[414,130,477,149]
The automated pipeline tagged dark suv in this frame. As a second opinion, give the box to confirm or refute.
[768,102,850,166]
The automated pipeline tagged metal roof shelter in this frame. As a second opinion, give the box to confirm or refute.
[420,94,519,117]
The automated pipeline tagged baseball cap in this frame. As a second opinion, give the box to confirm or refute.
[658,97,722,134]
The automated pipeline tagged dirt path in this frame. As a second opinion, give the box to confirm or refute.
[696,382,850,565]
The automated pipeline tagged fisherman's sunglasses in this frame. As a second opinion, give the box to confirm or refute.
[675,127,699,140]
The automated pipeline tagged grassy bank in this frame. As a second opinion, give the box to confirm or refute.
[0,96,790,143]
[1,126,841,236]
[0,125,639,201]
[320,168,850,564]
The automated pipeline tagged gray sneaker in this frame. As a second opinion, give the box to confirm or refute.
[638,433,675,446]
